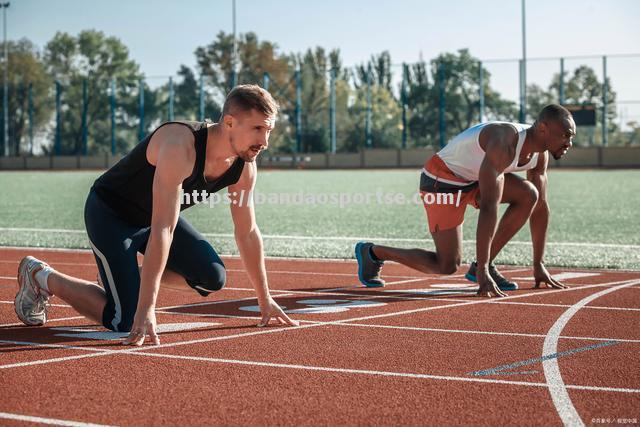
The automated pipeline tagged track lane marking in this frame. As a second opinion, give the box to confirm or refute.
[0,411,112,427]
[542,280,640,426]
[2,228,639,250]
[0,279,637,371]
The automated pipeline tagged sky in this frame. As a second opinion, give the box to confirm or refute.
[12,0,640,124]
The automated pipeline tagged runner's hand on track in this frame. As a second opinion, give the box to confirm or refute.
[123,308,160,346]
[258,297,299,327]
[534,263,568,289]
[476,267,507,298]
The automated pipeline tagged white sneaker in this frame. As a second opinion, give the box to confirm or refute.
[15,256,52,326]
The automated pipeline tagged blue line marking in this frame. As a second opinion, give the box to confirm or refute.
[469,340,620,377]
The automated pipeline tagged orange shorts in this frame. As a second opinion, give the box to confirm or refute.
[420,155,480,233]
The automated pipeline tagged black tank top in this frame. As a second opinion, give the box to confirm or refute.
[92,121,245,227]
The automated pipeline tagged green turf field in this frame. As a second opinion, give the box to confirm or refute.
[0,169,638,269]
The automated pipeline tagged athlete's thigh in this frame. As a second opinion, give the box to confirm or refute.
[500,173,537,204]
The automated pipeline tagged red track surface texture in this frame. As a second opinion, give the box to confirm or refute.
[0,247,638,426]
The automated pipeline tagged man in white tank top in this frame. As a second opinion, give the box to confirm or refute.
[356,104,576,298]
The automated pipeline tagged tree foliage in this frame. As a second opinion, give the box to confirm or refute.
[8,31,634,155]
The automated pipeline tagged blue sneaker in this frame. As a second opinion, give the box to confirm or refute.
[465,262,519,291]
[355,242,385,288]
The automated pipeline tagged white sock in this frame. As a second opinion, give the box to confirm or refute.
[34,266,55,294]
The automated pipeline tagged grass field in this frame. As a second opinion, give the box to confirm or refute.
[0,169,638,269]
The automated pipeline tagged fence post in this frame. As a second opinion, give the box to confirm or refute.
[138,78,145,141]
[81,79,88,156]
[559,57,565,105]
[438,62,446,148]
[55,80,61,155]
[295,65,302,153]
[602,55,608,146]
[110,78,116,155]
[28,83,34,155]
[199,75,205,121]
[168,76,174,121]
[329,68,336,154]
[230,70,237,90]
[401,63,408,149]
[0,85,4,156]
[478,61,485,123]
[519,59,526,123]
[366,63,372,149]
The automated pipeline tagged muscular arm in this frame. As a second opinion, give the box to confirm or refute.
[477,126,516,270]
[228,163,268,307]
[527,151,550,266]
[125,124,194,345]
[526,152,566,288]
[474,125,518,297]
[228,162,297,326]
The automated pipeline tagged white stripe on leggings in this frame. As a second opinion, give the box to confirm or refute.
[88,239,122,331]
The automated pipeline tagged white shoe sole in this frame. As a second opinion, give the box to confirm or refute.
[15,257,46,326]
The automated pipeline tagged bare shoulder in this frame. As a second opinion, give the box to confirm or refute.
[479,123,519,151]
[479,123,518,169]
[147,123,195,168]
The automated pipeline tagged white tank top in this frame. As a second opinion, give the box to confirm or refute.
[436,121,539,182]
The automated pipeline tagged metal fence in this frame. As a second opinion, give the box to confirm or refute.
[2,53,639,157]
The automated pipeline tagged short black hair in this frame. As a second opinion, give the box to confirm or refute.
[537,104,572,123]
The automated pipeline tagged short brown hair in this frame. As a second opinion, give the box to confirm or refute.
[221,84,278,118]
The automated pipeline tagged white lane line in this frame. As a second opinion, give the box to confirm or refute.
[0,261,424,280]
[0,300,71,308]
[151,312,640,344]
[1,336,638,395]
[0,339,108,353]
[421,297,640,313]
[158,296,265,311]
[0,279,636,371]
[486,300,640,313]
[155,283,640,316]
[2,227,640,250]
[382,277,433,286]
[334,323,640,344]
[0,411,113,427]
[542,280,640,426]
[129,351,640,394]
[0,316,85,328]
[334,279,640,325]
[513,272,600,281]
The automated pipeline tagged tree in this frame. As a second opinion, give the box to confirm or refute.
[297,48,327,152]
[342,84,402,151]
[2,38,52,155]
[43,30,143,154]
[522,65,619,145]
[525,83,555,121]
[152,65,222,124]
[343,51,401,151]
[195,31,295,151]
[353,51,393,92]
[195,31,293,97]
[405,49,517,148]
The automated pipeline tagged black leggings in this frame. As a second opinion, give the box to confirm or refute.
[84,189,225,332]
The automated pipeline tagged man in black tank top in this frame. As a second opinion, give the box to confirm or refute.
[15,85,298,343]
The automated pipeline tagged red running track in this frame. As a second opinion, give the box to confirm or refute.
[0,247,638,426]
